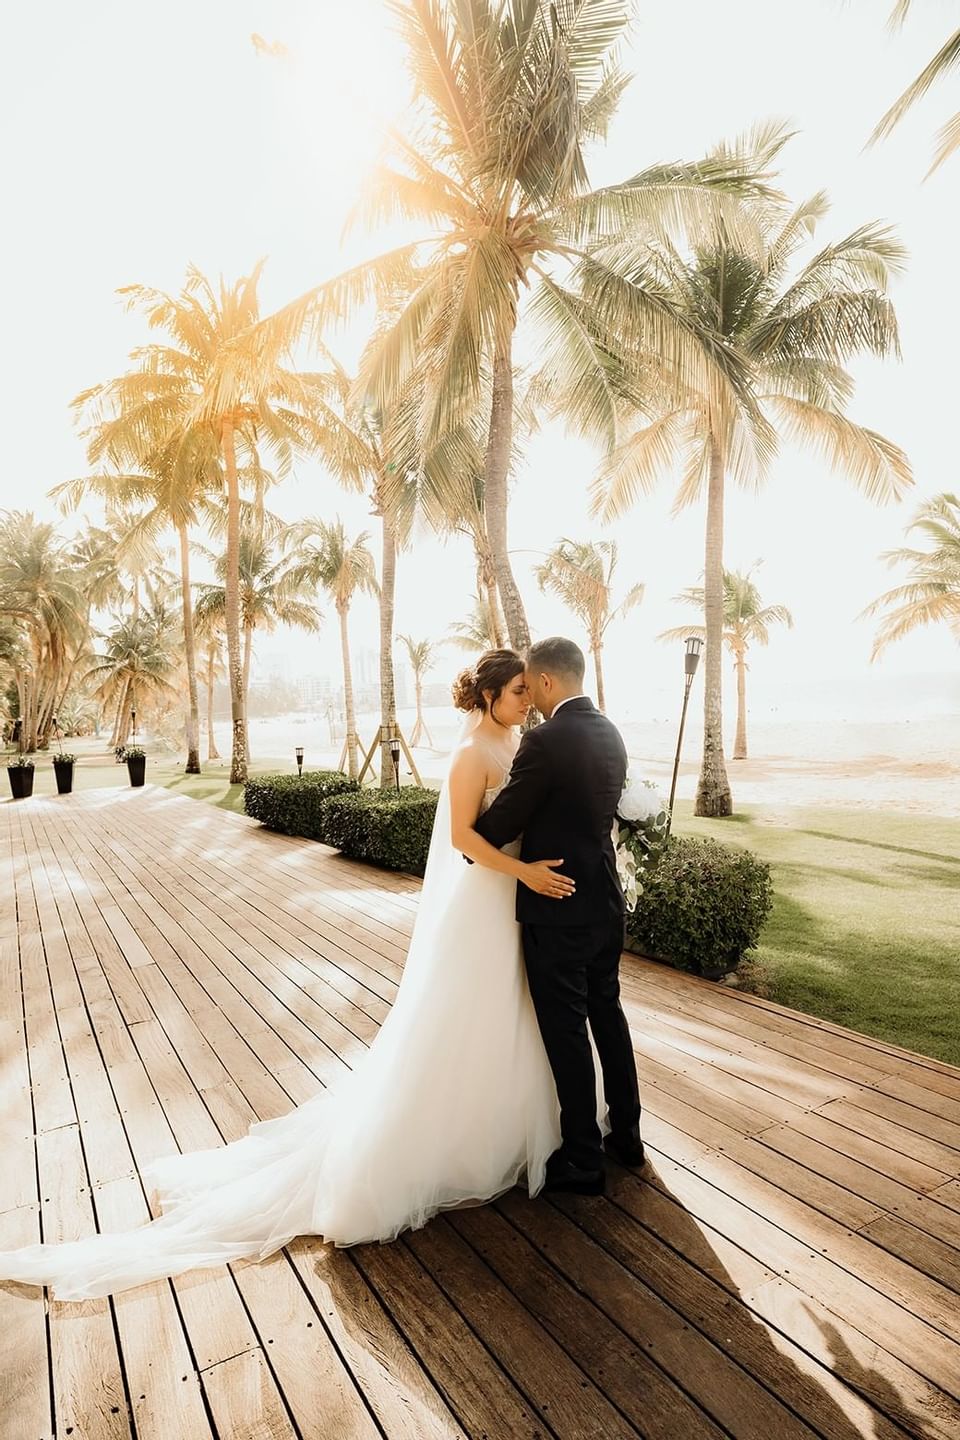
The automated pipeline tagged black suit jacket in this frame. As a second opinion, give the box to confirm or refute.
[473,698,628,928]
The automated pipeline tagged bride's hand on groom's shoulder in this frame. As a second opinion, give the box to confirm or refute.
[521,859,576,899]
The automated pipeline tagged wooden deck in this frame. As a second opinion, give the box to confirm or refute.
[1,787,959,1440]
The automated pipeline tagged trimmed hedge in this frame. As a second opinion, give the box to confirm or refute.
[244,775,774,971]
[320,787,439,876]
[625,835,773,980]
[243,770,360,840]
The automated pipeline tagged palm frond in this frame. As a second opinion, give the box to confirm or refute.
[768,396,912,503]
[871,23,960,169]
[589,410,686,521]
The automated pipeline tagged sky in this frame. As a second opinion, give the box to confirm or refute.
[2,0,958,725]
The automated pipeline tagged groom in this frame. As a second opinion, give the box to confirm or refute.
[474,636,643,1194]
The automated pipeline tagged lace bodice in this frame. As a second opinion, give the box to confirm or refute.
[480,778,508,815]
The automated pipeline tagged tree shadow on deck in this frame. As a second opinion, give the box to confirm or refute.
[292,1153,951,1440]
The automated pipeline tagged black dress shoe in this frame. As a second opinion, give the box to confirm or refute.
[543,1160,606,1196]
[605,1134,646,1168]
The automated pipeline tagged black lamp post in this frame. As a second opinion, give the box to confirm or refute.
[389,736,401,792]
[130,707,137,742]
[295,745,304,778]
[667,636,704,834]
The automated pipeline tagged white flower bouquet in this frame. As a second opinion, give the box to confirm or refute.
[614,771,670,912]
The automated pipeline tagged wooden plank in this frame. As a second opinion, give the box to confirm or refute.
[129,794,414,955]
[812,1097,960,1177]
[874,1071,960,1125]
[453,1204,760,1439]
[407,1221,649,1438]
[646,1114,960,1340]
[37,1127,132,1440]
[529,1192,915,1440]
[0,1203,52,1440]
[109,801,404,1003]
[856,1212,960,1293]
[623,970,895,1087]
[356,1240,549,1439]
[200,1349,298,1439]
[639,1082,885,1231]
[612,1149,960,1398]
[288,1240,467,1440]
[496,1193,907,1440]
[227,1252,381,1440]
[599,1161,960,1440]
[646,961,960,1082]
[95,1176,213,1439]
[755,1120,960,1249]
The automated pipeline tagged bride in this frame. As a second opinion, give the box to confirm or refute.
[0,648,592,1301]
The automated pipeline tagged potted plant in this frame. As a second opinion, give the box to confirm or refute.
[124,745,147,787]
[6,757,35,800]
[53,752,77,795]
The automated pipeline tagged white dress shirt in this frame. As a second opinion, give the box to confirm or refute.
[550,694,589,716]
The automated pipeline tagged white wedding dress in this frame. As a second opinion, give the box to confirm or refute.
[0,727,579,1301]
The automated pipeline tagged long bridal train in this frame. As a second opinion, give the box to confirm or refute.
[0,736,610,1302]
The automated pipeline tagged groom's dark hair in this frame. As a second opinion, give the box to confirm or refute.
[526,636,585,683]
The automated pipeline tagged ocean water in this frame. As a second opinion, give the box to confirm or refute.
[220,699,960,818]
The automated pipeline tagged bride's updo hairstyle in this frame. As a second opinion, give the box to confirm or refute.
[451,648,524,727]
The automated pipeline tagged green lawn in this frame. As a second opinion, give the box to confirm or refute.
[7,747,959,1066]
[673,802,960,1067]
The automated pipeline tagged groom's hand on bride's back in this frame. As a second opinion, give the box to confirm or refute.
[521,859,576,899]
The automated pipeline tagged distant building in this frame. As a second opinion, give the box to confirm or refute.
[296,674,334,707]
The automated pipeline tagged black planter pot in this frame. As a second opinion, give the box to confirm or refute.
[53,760,75,795]
[7,765,35,799]
[126,754,146,787]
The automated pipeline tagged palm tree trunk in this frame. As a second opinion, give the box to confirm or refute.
[695,438,733,816]
[22,671,36,753]
[242,620,254,764]
[486,579,506,648]
[484,334,529,652]
[411,675,424,747]
[221,418,247,784]
[733,646,748,760]
[338,601,359,780]
[378,511,398,789]
[110,678,129,749]
[592,639,606,714]
[477,543,506,647]
[206,647,221,760]
[178,522,201,774]
[25,635,42,751]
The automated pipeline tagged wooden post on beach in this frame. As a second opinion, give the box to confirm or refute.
[355,725,423,787]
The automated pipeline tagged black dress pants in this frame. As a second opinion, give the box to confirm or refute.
[521,914,642,1171]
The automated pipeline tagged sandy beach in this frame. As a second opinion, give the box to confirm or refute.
[224,707,960,819]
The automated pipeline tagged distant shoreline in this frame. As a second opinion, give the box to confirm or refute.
[203,708,960,818]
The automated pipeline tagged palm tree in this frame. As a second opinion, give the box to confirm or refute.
[446,592,505,654]
[194,529,322,753]
[872,4,960,173]
[86,607,180,748]
[534,539,643,712]
[398,635,439,746]
[861,492,960,656]
[0,512,86,751]
[591,176,911,813]
[54,439,220,774]
[202,634,225,760]
[288,1,778,652]
[193,608,226,761]
[298,352,420,787]
[74,262,332,783]
[282,520,378,779]
[660,568,794,760]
